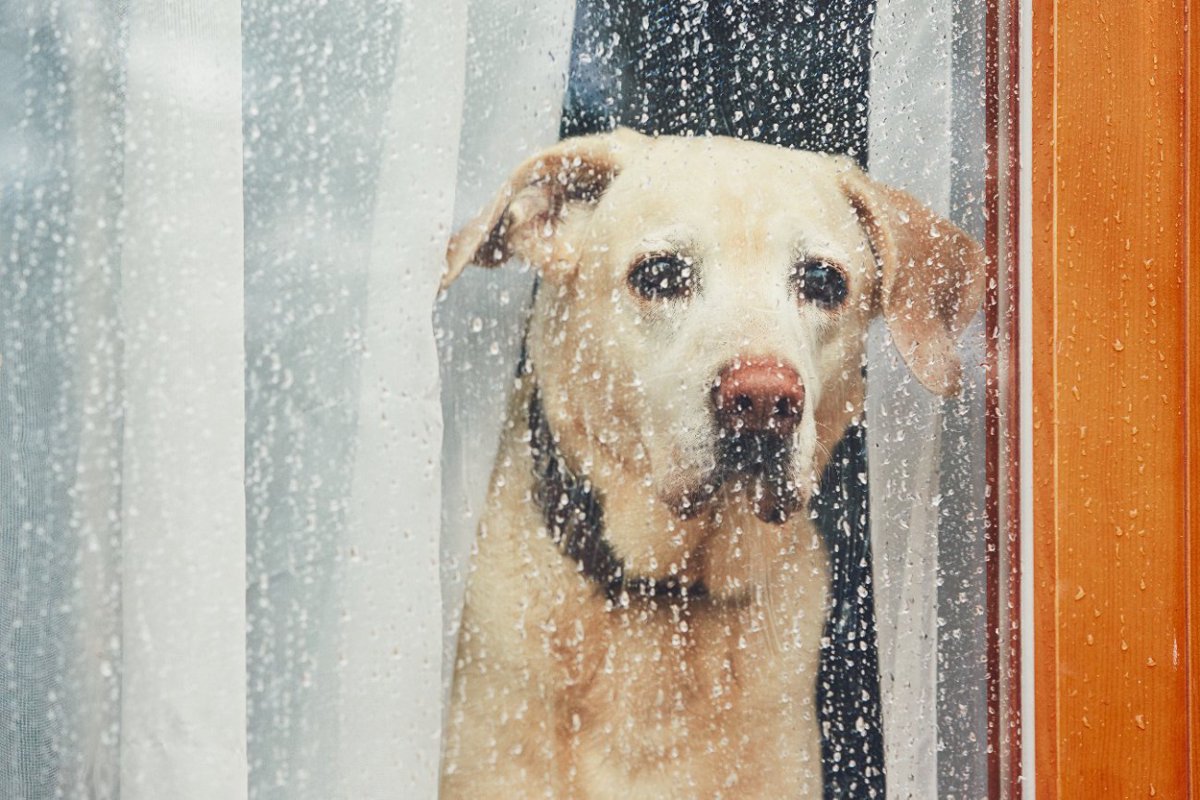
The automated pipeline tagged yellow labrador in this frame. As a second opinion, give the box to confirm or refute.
[439,129,983,798]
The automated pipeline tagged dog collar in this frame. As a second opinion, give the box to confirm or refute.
[526,386,708,604]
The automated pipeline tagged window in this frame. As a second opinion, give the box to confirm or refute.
[0,0,1031,797]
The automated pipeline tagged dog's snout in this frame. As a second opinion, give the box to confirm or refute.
[712,358,805,436]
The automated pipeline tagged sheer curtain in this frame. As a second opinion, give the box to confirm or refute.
[868,0,988,796]
[1,0,986,797]
[435,0,577,705]
[118,1,246,797]
[2,0,452,796]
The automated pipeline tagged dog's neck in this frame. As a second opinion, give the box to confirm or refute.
[527,385,708,604]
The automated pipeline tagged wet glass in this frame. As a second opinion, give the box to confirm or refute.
[0,0,1019,797]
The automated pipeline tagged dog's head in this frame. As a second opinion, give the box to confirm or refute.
[445,130,983,578]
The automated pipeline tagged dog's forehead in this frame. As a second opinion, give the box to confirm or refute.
[597,137,858,241]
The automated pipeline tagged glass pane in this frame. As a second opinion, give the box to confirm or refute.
[0,0,1020,796]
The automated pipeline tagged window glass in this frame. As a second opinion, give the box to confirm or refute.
[0,0,1017,796]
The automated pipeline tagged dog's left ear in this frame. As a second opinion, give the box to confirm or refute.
[442,129,644,291]
[841,169,986,396]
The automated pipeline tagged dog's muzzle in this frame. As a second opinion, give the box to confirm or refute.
[711,358,806,524]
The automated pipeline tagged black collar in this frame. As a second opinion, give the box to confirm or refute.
[526,386,708,604]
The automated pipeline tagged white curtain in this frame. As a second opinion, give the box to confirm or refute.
[118,1,247,797]
[2,0,455,796]
[0,0,986,797]
[436,0,578,700]
[869,0,989,796]
[329,0,465,794]
[867,1,954,795]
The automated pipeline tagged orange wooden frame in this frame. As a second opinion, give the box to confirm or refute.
[1189,1,1200,796]
[1033,0,1199,796]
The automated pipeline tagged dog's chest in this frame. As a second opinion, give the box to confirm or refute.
[546,593,825,796]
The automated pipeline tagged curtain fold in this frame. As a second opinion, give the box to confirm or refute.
[436,0,578,695]
[330,1,468,794]
[868,0,989,796]
[239,1,413,795]
[117,1,247,797]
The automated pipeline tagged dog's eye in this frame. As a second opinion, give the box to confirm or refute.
[794,260,848,309]
[628,255,695,301]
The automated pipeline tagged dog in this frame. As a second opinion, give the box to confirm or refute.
[438,129,983,798]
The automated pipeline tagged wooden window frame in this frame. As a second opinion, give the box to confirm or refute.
[1031,1,1200,796]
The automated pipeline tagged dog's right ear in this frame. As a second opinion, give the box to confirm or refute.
[841,168,986,396]
[442,129,644,291]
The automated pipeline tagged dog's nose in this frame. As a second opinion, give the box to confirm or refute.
[712,358,805,436]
